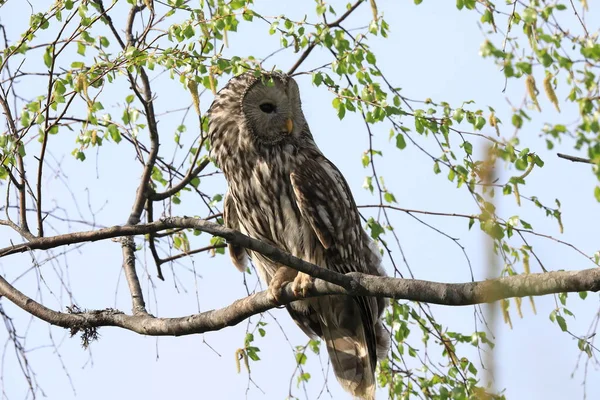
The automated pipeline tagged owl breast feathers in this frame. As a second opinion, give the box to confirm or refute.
[208,71,389,400]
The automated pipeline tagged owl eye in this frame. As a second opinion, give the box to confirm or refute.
[259,102,277,114]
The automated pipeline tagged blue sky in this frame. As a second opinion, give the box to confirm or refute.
[1,1,600,399]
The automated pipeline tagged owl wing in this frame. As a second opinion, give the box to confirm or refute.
[290,155,381,396]
[223,191,248,272]
[289,156,362,265]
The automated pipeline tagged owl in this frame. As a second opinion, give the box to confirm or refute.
[208,71,389,400]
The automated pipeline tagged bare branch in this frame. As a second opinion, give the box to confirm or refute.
[94,0,158,314]
[37,11,78,237]
[144,200,164,280]
[1,261,599,338]
[160,243,227,264]
[287,0,365,75]
[0,217,354,290]
[1,216,600,308]
[0,90,31,236]
[0,219,36,241]
[120,237,146,314]
[557,152,593,164]
[150,158,209,201]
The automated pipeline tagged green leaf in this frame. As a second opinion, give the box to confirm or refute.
[482,220,504,240]
[363,176,373,193]
[245,332,254,345]
[453,108,464,123]
[108,124,121,143]
[296,372,311,387]
[337,103,346,119]
[516,62,532,75]
[43,46,53,68]
[295,352,307,365]
[230,0,245,10]
[414,117,424,133]
[77,42,86,56]
[475,116,485,130]
[556,315,567,332]
[361,153,369,167]
[75,150,86,161]
[462,141,473,155]
[367,218,385,240]
[448,168,455,182]
[366,52,376,64]
[246,346,261,361]
[520,219,532,229]
[384,192,397,203]
[395,133,406,149]
[512,114,523,128]
[312,73,323,86]
[558,292,567,306]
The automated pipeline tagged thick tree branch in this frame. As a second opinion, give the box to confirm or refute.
[0,219,35,241]
[1,262,599,338]
[119,237,146,313]
[0,217,355,290]
[144,200,164,280]
[2,216,600,303]
[97,1,157,314]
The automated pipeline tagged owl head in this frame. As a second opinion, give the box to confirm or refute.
[208,71,308,148]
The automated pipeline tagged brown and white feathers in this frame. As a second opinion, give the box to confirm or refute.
[208,71,389,399]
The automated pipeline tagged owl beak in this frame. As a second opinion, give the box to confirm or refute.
[285,118,294,134]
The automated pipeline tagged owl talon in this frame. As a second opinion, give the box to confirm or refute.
[268,266,298,302]
[292,272,313,297]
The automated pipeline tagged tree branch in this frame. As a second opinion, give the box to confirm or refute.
[159,243,226,264]
[0,217,355,290]
[98,1,157,314]
[557,152,593,164]
[1,261,599,338]
[150,158,209,201]
[0,90,31,236]
[287,0,365,75]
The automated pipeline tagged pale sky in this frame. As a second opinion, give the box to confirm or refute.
[2,1,600,400]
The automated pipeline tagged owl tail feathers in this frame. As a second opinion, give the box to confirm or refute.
[322,323,376,400]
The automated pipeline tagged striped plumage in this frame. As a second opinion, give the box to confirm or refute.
[208,71,389,399]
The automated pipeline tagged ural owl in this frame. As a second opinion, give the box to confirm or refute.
[208,71,389,399]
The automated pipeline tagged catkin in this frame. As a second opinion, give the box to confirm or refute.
[544,73,561,112]
[187,78,200,116]
[526,75,541,112]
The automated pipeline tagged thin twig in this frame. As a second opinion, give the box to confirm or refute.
[287,0,365,75]
[557,153,593,164]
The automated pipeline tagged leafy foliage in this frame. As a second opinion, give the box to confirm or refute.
[1,0,599,399]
